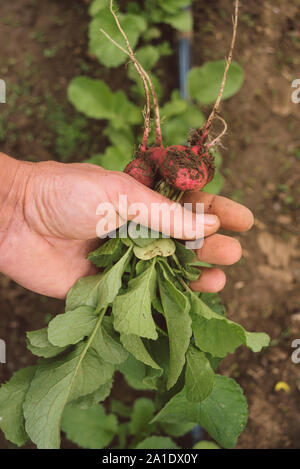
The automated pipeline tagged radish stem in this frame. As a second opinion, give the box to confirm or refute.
[205,0,239,131]
[101,1,151,149]
[102,0,163,148]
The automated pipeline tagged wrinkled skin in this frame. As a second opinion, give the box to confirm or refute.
[0,154,253,299]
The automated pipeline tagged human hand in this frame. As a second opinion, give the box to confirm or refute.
[183,191,253,293]
[0,156,253,299]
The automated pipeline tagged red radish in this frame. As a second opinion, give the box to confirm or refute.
[159,146,215,191]
[103,0,239,199]
[124,155,156,188]
[141,141,215,192]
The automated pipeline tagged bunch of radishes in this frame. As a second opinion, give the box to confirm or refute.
[103,0,239,200]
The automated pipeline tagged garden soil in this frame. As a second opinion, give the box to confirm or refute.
[0,0,299,449]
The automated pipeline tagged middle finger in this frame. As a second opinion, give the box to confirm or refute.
[196,233,242,265]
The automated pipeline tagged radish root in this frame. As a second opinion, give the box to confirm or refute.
[101,1,151,149]
[101,0,163,148]
[205,0,239,131]
[207,116,228,148]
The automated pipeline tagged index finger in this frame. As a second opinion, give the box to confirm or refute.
[183,192,254,232]
[105,172,220,240]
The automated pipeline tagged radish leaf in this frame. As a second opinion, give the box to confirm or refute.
[91,317,128,365]
[164,9,193,32]
[120,333,161,370]
[89,0,109,17]
[88,238,125,268]
[120,334,161,370]
[118,354,162,391]
[89,10,146,68]
[193,440,220,449]
[160,421,194,438]
[185,346,215,402]
[26,328,68,358]
[129,398,156,436]
[62,405,117,449]
[66,246,133,311]
[162,105,205,146]
[69,380,113,410]
[153,375,248,449]
[0,366,36,447]
[158,265,192,389]
[190,292,270,357]
[133,239,176,260]
[23,330,114,449]
[88,146,132,171]
[48,306,98,347]
[113,263,157,339]
[203,170,225,195]
[135,436,179,449]
[68,77,141,126]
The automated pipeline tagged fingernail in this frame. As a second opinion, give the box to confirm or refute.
[204,214,219,226]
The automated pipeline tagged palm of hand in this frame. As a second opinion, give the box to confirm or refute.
[3,162,108,298]
[0,160,253,299]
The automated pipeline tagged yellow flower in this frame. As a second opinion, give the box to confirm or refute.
[274,381,290,393]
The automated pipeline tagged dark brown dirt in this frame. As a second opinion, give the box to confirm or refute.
[0,0,299,450]
[193,0,300,449]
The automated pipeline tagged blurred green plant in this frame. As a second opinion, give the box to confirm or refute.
[61,398,193,449]
[187,60,244,104]
[45,97,90,161]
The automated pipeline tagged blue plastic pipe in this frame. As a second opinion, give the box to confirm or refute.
[179,36,191,100]
[178,6,192,100]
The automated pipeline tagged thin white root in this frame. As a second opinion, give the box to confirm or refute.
[100,29,127,55]
[206,0,239,130]
[102,0,152,149]
[207,116,228,148]
[141,67,163,146]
